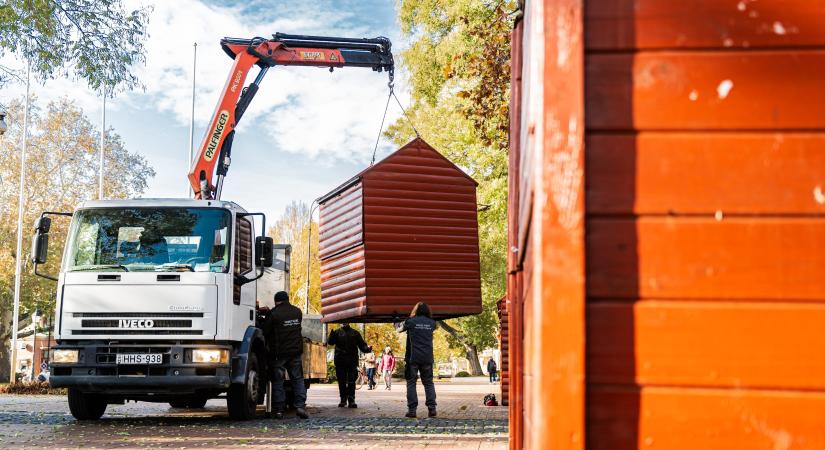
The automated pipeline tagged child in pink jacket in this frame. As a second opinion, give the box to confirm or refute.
[378,347,397,390]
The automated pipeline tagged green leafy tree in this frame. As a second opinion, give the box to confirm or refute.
[0,96,155,381]
[388,0,514,375]
[0,0,151,91]
[268,201,321,313]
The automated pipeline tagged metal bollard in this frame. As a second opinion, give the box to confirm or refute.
[266,380,272,413]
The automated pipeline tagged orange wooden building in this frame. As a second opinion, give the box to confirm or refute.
[506,0,825,448]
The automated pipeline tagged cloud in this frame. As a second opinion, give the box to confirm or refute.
[126,0,405,161]
[2,0,407,163]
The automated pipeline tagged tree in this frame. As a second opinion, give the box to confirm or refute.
[268,201,320,313]
[388,0,514,375]
[0,96,155,381]
[0,0,150,92]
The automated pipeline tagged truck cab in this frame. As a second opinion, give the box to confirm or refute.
[32,198,307,420]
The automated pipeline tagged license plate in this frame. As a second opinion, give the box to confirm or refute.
[116,353,162,365]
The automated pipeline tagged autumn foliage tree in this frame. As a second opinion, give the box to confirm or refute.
[0,97,155,380]
[388,0,514,375]
[268,201,321,313]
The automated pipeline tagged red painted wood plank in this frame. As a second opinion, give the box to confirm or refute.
[586,0,825,50]
[589,386,825,450]
[587,218,825,300]
[586,51,825,130]
[588,301,825,389]
[586,132,825,215]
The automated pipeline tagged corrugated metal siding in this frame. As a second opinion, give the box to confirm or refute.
[318,182,363,260]
[319,138,482,323]
[319,182,367,322]
[360,139,482,321]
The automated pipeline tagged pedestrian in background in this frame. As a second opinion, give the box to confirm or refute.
[487,357,498,384]
[328,323,371,408]
[378,347,396,390]
[261,291,309,419]
[396,302,437,418]
[364,348,377,390]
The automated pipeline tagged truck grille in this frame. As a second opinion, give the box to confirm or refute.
[70,312,205,336]
[81,319,192,328]
[73,312,204,318]
[72,329,202,335]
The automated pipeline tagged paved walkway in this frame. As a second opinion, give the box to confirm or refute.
[0,380,507,449]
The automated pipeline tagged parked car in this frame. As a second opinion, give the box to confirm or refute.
[437,363,454,379]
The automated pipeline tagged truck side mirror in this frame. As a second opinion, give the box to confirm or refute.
[31,217,52,264]
[256,236,273,267]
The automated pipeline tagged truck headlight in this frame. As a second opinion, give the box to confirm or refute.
[192,349,228,364]
[52,349,79,364]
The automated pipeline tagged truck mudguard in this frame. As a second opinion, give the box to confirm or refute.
[231,326,267,384]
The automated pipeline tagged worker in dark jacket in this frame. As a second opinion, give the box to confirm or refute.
[397,302,437,418]
[327,323,371,408]
[487,357,498,383]
[261,291,308,419]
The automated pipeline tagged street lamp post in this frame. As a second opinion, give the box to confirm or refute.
[98,92,106,199]
[10,60,31,383]
[188,42,197,197]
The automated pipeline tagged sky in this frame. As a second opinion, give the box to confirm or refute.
[0,0,406,223]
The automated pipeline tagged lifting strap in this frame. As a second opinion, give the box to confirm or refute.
[370,80,421,166]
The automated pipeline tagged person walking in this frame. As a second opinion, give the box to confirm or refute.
[378,347,396,390]
[327,323,371,408]
[364,348,377,390]
[397,302,437,418]
[260,291,309,419]
[487,357,498,384]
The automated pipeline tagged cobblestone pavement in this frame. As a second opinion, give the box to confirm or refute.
[0,379,507,449]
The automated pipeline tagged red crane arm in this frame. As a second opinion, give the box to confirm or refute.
[188,33,394,199]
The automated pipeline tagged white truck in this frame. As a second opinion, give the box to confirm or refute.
[31,198,326,420]
[27,31,393,421]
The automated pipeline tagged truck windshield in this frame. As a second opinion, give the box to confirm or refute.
[65,207,231,273]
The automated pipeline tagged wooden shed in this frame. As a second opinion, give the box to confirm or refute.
[318,138,482,323]
[507,1,825,449]
[497,297,510,406]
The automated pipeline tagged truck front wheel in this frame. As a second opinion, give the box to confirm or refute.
[227,352,260,420]
[67,388,107,420]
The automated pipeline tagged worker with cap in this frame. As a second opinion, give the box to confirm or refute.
[261,290,309,419]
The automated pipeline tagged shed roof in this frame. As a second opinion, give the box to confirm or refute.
[318,138,477,204]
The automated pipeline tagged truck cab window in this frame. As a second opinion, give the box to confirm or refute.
[64,208,231,273]
[233,217,253,304]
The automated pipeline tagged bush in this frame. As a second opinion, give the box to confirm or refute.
[394,359,406,378]
[0,381,66,395]
[455,371,471,378]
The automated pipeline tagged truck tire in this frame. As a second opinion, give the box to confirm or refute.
[67,388,107,420]
[227,352,260,420]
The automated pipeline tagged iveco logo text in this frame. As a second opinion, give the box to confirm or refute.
[119,319,154,328]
